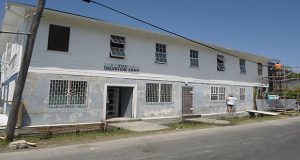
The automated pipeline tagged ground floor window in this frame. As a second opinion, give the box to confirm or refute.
[211,86,226,101]
[240,88,246,100]
[146,83,172,103]
[49,80,88,107]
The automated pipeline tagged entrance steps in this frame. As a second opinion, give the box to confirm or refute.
[105,117,141,123]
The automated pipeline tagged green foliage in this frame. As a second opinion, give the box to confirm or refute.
[285,87,300,100]
[286,73,300,79]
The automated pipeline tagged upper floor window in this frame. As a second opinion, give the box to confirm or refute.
[257,62,263,75]
[47,24,70,52]
[110,35,126,58]
[240,59,246,74]
[190,50,199,68]
[217,55,225,71]
[155,43,167,63]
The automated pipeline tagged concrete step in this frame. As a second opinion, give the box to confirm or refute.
[105,117,141,124]
[184,117,230,126]
[182,114,202,120]
[108,121,169,132]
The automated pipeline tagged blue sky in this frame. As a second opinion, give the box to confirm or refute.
[1,0,299,71]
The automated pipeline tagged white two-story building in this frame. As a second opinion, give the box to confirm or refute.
[0,3,269,126]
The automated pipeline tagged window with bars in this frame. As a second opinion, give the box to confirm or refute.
[240,59,246,74]
[217,55,225,71]
[49,80,88,107]
[240,88,246,100]
[257,63,263,75]
[190,50,199,67]
[110,35,126,58]
[160,84,172,102]
[47,24,70,52]
[146,83,172,103]
[155,43,167,63]
[146,83,159,102]
[211,86,226,101]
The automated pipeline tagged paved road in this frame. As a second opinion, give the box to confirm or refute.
[1,117,300,160]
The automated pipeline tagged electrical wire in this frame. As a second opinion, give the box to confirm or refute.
[83,0,269,67]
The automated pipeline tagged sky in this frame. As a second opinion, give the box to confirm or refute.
[0,0,299,71]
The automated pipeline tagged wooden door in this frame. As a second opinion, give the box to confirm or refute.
[182,86,193,114]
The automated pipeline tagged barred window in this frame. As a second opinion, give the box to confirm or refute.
[211,86,226,101]
[257,63,263,75]
[146,83,159,102]
[49,80,88,107]
[146,83,172,103]
[240,59,246,74]
[155,43,167,63]
[219,87,226,100]
[110,35,126,58]
[217,55,225,71]
[240,88,246,100]
[160,84,172,102]
[211,87,219,101]
[190,50,199,67]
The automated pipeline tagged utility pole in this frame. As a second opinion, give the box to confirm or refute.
[5,0,46,142]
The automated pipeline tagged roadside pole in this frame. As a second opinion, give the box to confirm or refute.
[5,0,46,142]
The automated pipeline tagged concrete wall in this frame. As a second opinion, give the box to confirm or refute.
[29,11,268,84]
[22,72,255,126]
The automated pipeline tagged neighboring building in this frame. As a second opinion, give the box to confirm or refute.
[0,3,270,126]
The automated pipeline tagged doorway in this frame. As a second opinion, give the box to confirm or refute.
[182,86,194,114]
[105,85,136,119]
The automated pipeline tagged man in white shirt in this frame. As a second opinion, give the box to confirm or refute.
[226,94,237,115]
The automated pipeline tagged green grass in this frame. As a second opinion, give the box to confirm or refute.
[0,128,131,151]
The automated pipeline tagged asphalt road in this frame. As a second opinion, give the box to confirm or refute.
[1,117,300,160]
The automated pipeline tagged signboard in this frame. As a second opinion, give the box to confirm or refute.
[104,63,140,72]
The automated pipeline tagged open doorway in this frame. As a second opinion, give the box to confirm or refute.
[106,86,134,119]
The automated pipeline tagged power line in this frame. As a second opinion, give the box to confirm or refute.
[82,0,269,67]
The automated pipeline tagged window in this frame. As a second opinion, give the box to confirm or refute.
[190,50,199,67]
[155,43,167,63]
[240,59,246,74]
[160,84,172,102]
[47,24,70,52]
[211,86,226,101]
[146,83,159,102]
[146,83,172,103]
[240,88,246,100]
[257,63,263,75]
[110,35,126,58]
[217,55,225,71]
[49,80,88,107]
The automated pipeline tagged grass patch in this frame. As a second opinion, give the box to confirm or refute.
[0,128,131,151]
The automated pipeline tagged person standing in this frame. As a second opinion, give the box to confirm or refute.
[226,94,237,115]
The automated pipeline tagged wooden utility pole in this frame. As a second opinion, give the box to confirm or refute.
[5,0,46,142]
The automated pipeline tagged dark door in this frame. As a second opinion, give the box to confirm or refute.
[182,86,193,114]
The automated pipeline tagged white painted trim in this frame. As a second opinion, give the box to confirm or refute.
[103,83,137,120]
[29,67,268,87]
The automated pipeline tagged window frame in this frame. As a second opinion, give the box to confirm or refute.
[47,24,70,52]
[211,86,226,101]
[190,49,199,68]
[110,35,126,58]
[257,62,263,76]
[240,88,246,100]
[146,83,172,103]
[217,55,225,71]
[239,59,246,74]
[49,80,88,108]
[155,43,167,64]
